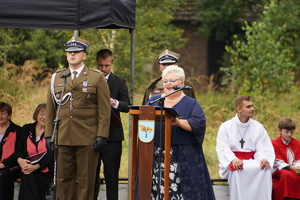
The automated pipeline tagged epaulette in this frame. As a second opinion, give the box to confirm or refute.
[88,68,101,73]
[55,68,67,73]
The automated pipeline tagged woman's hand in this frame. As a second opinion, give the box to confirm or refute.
[171,117,192,131]
[0,162,5,169]
[171,117,180,126]
[17,158,40,174]
[21,163,40,174]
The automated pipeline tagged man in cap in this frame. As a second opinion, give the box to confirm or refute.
[45,36,111,200]
[142,49,196,105]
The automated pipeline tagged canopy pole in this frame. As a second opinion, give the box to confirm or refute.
[128,28,135,200]
[129,28,135,104]
[74,30,80,36]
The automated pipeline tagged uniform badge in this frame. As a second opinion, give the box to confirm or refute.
[82,81,88,93]
[82,88,88,93]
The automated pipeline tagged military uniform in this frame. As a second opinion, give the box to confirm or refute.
[45,36,111,200]
[45,67,110,145]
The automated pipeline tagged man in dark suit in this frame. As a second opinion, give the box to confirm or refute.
[94,49,131,200]
[45,36,111,200]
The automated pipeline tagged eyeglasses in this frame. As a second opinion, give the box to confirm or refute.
[162,79,180,83]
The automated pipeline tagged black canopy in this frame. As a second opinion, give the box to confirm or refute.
[0,0,135,30]
[0,0,136,103]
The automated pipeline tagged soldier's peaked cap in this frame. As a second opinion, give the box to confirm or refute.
[64,36,90,52]
[156,49,180,64]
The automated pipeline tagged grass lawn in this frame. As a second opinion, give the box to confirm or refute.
[7,85,300,179]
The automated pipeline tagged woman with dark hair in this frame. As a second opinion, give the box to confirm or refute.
[0,101,22,200]
[16,103,54,200]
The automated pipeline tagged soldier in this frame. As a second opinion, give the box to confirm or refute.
[142,49,196,105]
[45,36,111,200]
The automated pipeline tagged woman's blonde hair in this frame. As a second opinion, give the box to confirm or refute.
[162,65,185,82]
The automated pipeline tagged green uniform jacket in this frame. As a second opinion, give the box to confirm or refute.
[45,66,111,146]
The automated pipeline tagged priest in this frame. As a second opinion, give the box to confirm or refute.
[216,95,275,200]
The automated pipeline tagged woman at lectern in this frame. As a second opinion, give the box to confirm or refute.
[15,103,54,200]
[146,65,215,200]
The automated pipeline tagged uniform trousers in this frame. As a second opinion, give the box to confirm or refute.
[0,169,19,200]
[18,171,53,200]
[57,145,98,200]
[94,141,122,200]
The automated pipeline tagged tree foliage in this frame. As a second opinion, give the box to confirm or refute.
[221,0,300,96]
[0,0,187,90]
[195,0,267,40]
[0,29,69,68]
[79,0,187,89]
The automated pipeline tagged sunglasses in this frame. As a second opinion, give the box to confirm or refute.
[162,79,180,83]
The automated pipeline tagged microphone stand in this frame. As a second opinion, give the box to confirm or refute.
[51,76,68,200]
[149,88,183,200]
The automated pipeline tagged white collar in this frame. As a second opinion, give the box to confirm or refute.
[70,65,84,75]
[233,114,251,128]
[105,73,111,81]
[281,138,290,145]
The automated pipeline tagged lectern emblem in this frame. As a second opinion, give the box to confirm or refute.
[138,120,155,143]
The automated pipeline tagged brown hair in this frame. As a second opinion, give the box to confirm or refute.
[32,103,46,121]
[234,96,251,112]
[0,101,12,116]
[278,118,296,130]
[96,49,114,62]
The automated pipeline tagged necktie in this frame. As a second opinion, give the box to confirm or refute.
[72,71,77,85]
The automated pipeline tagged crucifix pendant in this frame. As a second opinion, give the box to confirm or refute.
[240,139,245,148]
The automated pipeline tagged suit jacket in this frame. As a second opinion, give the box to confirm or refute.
[45,66,111,146]
[142,77,196,105]
[106,72,130,141]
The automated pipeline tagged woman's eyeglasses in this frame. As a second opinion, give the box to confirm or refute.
[162,79,180,83]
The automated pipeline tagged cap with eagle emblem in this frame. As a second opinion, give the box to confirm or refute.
[64,36,90,52]
[156,49,180,64]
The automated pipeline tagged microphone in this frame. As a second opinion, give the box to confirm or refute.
[173,85,192,90]
[60,71,71,79]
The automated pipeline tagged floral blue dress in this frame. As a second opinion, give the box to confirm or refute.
[146,95,215,200]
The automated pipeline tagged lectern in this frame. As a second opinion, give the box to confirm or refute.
[128,105,179,200]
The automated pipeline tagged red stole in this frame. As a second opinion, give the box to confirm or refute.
[272,137,300,163]
[27,137,48,173]
[1,131,16,162]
